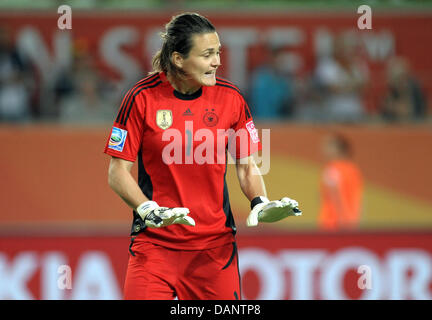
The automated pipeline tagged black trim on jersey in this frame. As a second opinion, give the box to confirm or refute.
[130,151,154,236]
[116,74,159,124]
[222,242,237,270]
[216,77,237,88]
[236,248,242,299]
[137,151,153,199]
[128,237,136,256]
[173,87,202,100]
[123,81,162,126]
[216,77,242,94]
[244,102,252,120]
[215,83,241,95]
[116,74,160,126]
[216,78,252,120]
[223,152,237,235]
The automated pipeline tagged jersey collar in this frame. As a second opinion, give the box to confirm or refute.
[160,71,203,101]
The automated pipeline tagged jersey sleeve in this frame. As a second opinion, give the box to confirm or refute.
[228,93,262,160]
[103,88,145,162]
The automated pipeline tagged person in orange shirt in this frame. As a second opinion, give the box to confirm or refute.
[318,133,364,231]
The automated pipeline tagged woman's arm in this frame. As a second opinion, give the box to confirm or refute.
[107,157,149,210]
[235,155,267,201]
[107,157,194,227]
[237,155,301,227]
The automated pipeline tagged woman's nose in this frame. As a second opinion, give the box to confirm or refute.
[212,55,221,67]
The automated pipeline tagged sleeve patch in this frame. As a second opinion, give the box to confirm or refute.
[246,120,260,143]
[108,127,128,152]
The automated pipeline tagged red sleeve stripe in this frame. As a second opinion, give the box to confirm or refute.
[115,74,160,125]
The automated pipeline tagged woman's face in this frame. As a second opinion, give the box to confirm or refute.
[175,32,221,88]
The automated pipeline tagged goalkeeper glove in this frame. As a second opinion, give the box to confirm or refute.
[136,201,195,228]
[246,196,302,227]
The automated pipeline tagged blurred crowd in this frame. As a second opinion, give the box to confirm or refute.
[0,26,428,125]
[247,32,428,123]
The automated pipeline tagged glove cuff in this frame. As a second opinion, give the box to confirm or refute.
[250,196,269,210]
[136,200,159,220]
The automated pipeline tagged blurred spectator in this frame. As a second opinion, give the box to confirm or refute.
[0,26,35,123]
[381,56,427,122]
[293,74,327,122]
[249,47,295,120]
[318,133,364,231]
[314,33,369,122]
[55,42,116,125]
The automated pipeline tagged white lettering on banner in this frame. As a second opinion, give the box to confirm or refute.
[239,248,432,300]
[279,250,326,300]
[267,28,305,47]
[1,246,430,300]
[320,248,383,300]
[16,27,71,85]
[146,28,164,71]
[218,28,258,92]
[313,28,394,62]
[13,25,396,93]
[100,27,142,90]
[361,31,394,61]
[387,250,432,300]
[0,252,37,299]
[267,28,305,73]
[71,251,120,300]
[314,28,333,59]
[239,249,284,299]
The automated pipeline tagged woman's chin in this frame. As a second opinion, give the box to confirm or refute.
[201,75,217,86]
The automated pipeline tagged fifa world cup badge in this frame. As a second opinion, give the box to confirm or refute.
[156,110,173,130]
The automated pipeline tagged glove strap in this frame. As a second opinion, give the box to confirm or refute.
[136,201,159,220]
[250,196,269,210]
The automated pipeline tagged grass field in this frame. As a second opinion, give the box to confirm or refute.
[226,153,432,232]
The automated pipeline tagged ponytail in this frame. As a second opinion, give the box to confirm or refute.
[150,12,216,78]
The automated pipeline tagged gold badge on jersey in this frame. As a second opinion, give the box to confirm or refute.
[156,110,173,130]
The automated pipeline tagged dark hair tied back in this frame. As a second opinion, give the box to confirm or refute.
[151,12,216,78]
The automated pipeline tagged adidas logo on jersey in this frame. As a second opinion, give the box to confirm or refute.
[183,108,194,116]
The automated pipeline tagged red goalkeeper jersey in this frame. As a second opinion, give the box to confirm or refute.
[104,72,261,250]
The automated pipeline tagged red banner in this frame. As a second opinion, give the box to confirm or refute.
[0,233,431,300]
[1,11,432,112]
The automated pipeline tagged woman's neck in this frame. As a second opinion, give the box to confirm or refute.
[167,72,201,95]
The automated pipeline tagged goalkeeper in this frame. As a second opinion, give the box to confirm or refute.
[104,12,300,300]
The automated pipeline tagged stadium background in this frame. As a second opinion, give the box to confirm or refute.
[0,0,431,299]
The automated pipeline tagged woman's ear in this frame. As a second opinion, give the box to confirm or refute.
[171,51,184,69]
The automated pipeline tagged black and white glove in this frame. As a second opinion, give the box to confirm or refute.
[246,196,302,227]
[136,201,195,228]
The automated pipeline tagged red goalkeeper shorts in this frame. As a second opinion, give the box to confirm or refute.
[123,239,241,300]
